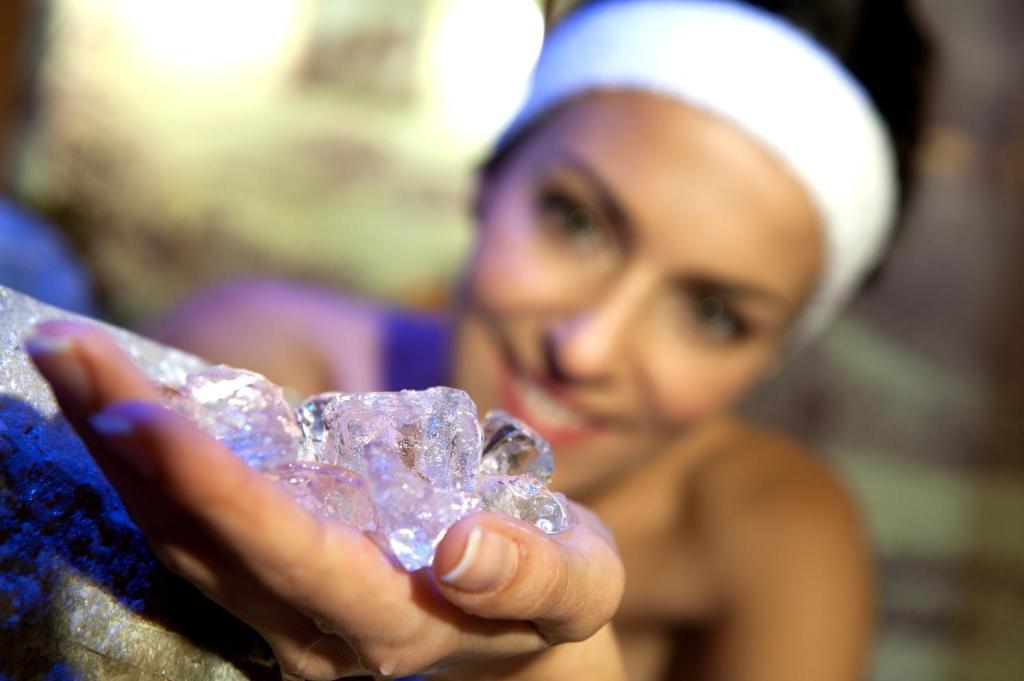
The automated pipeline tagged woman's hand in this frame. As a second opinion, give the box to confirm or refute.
[27,320,626,680]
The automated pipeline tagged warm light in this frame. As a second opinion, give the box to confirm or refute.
[423,0,544,145]
[103,0,309,87]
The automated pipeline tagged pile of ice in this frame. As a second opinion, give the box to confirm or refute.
[164,366,573,571]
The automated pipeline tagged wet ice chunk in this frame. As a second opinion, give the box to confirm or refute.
[363,442,481,571]
[320,392,398,474]
[296,392,343,461]
[477,474,572,534]
[480,410,554,483]
[167,365,302,469]
[323,388,482,491]
[263,461,376,531]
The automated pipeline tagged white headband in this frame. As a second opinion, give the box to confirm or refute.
[497,0,898,339]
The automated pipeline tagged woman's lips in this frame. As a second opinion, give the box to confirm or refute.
[498,366,605,448]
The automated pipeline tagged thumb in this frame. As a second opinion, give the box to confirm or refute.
[433,505,624,643]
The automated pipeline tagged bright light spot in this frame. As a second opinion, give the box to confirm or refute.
[423,0,544,146]
[104,0,308,88]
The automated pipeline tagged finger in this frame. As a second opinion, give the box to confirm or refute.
[87,401,399,597]
[87,400,409,673]
[24,320,203,550]
[25,319,163,420]
[22,325,405,635]
[23,322,386,602]
[25,320,233,577]
[432,505,625,643]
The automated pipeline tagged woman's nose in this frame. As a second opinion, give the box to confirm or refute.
[544,272,651,384]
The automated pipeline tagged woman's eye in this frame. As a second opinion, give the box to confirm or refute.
[538,191,606,250]
[692,295,749,342]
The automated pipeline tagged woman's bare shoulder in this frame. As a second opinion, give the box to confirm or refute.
[150,278,392,332]
[677,421,874,678]
[149,279,434,394]
[688,419,871,593]
[691,420,858,517]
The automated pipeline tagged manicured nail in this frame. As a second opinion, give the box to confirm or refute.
[89,410,154,477]
[440,527,519,593]
[25,330,93,408]
[24,333,73,357]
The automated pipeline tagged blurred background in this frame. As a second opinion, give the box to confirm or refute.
[0,1,1021,680]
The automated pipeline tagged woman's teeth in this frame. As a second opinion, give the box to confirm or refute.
[514,375,590,431]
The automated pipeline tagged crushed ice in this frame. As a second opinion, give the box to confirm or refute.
[165,366,573,571]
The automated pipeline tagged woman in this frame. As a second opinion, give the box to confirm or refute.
[28,0,932,679]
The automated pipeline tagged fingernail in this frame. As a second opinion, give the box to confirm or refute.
[25,330,94,408]
[89,409,154,477]
[440,527,519,593]
[25,333,73,356]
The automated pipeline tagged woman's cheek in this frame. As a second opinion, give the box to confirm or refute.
[471,222,569,310]
[643,349,772,424]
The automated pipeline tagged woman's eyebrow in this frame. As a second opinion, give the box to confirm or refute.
[551,154,791,312]
[554,152,634,237]
[682,276,788,309]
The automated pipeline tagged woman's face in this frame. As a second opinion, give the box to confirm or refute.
[453,91,823,496]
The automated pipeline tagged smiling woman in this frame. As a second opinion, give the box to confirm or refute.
[136,0,934,679]
[456,93,823,493]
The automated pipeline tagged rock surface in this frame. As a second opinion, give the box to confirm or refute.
[0,285,275,680]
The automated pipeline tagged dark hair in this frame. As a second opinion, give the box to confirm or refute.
[480,0,936,280]
[740,0,935,218]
